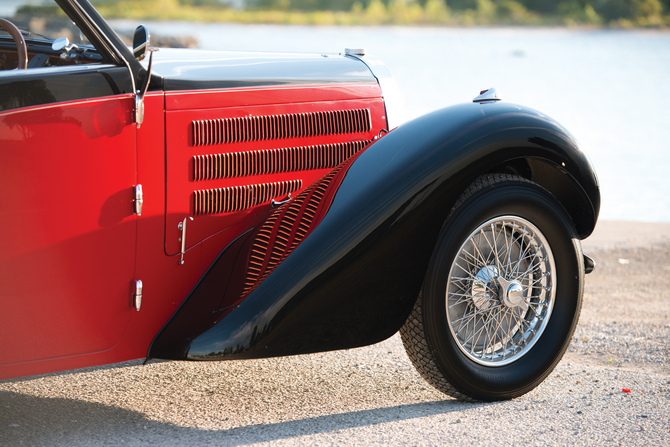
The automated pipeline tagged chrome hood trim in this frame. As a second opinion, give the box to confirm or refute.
[344,53,404,129]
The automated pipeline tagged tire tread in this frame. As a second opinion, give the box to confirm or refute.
[400,174,542,401]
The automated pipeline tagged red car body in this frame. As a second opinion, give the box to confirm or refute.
[0,0,600,402]
[0,78,387,379]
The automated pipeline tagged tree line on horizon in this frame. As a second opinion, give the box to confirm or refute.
[17,0,669,27]
[181,0,669,26]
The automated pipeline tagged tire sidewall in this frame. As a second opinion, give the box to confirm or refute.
[423,181,584,400]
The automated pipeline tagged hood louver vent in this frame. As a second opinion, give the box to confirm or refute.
[193,180,302,215]
[193,140,371,181]
[192,109,371,146]
[242,165,343,297]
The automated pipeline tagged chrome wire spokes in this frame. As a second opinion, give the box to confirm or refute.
[446,216,556,366]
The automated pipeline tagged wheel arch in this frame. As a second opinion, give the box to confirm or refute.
[486,156,598,239]
[372,100,601,243]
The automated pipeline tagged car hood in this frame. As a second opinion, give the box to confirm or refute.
[146,48,376,91]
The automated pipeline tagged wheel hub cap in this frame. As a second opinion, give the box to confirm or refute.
[498,276,528,311]
[446,216,556,367]
[472,266,528,312]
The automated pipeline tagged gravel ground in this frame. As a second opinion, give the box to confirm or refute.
[1,221,669,446]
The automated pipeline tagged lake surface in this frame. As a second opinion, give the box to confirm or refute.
[116,22,670,223]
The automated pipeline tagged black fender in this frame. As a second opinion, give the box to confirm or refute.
[148,101,600,361]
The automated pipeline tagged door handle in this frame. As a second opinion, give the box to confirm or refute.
[178,217,193,265]
[271,193,291,207]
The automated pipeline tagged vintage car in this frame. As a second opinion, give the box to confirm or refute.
[0,0,599,402]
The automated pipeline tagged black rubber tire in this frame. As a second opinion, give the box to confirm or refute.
[400,174,584,401]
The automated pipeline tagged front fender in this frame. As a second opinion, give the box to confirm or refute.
[148,101,600,361]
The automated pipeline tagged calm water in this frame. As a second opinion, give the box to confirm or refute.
[117,22,670,223]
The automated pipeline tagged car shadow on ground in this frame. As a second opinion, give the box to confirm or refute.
[0,389,487,446]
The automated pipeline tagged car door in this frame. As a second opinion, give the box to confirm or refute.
[0,64,138,366]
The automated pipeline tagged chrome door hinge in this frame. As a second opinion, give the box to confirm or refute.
[134,47,157,129]
[134,280,143,312]
[134,184,143,216]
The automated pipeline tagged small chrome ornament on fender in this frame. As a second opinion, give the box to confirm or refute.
[473,88,502,103]
[134,280,143,312]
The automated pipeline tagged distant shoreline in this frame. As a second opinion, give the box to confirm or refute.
[94,15,669,30]
[86,1,669,29]
[10,1,669,30]
[109,20,670,33]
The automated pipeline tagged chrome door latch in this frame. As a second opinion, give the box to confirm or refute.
[179,217,193,265]
[134,184,143,216]
[271,193,291,207]
[134,280,143,312]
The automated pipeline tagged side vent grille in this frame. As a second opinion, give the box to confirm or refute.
[193,140,371,181]
[192,109,371,146]
[193,180,302,215]
[242,165,342,297]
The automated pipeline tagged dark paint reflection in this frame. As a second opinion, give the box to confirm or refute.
[0,79,56,111]
[0,66,131,112]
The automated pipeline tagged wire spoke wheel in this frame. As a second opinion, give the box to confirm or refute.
[446,216,556,366]
[400,174,584,401]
